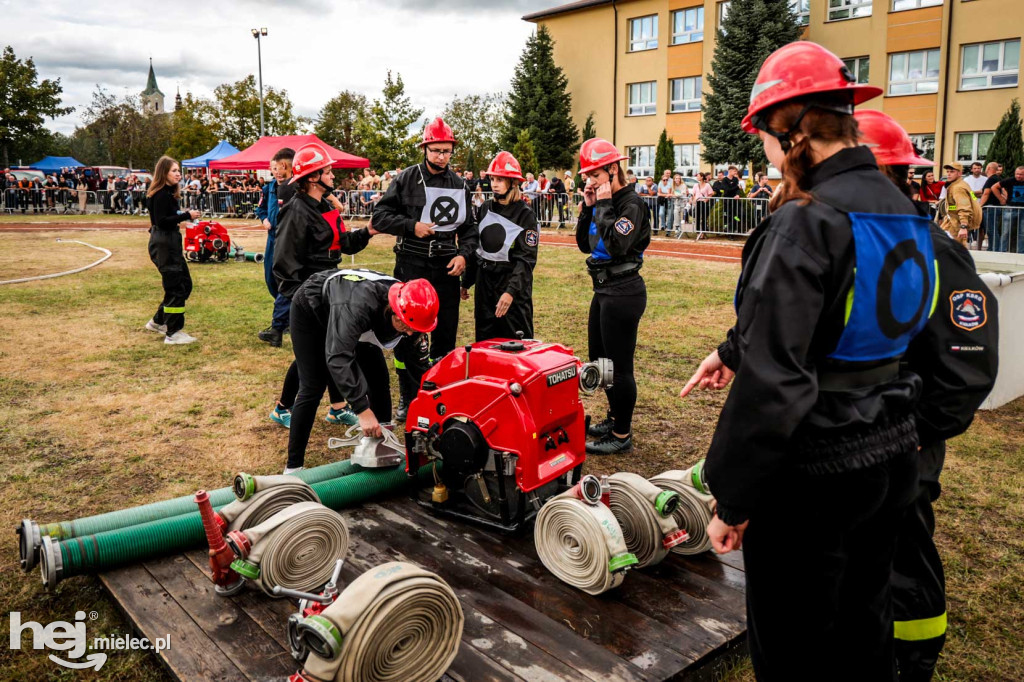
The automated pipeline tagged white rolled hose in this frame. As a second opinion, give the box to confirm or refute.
[294,562,464,682]
[227,501,350,596]
[220,475,319,531]
[534,476,639,595]
[650,462,716,555]
[607,472,689,568]
[0,238,112,286]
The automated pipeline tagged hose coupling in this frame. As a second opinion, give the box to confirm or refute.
[225,530,252,559]
[607,551,639,573]
[234,472,256,501]
[39,535,64,590]
[571,474,604,506]
[654,490,681,518]
[662,529,690,550]
[17,519,42,571]
[230,558,261,580]
[579,357,614,395]
[296,614,344,661]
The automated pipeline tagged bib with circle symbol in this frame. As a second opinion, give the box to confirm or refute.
[420,186,466,232]
[476,210,525,262]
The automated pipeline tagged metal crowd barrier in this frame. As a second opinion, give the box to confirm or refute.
[983,205,1024,254]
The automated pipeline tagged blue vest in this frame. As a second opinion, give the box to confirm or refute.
[829,212,938,362]
[588,217,644,263]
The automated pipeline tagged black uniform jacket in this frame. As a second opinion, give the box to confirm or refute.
[905,205,998,465]
[463,199,538,300]
[708,147,934,525]
[370,162,479,259]
[295,270,410,415]
[148,186,191,231]
[273,191,372,299]
[574,185,652,293]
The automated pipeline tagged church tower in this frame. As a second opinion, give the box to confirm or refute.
[141,59,165,115]
[175,86,183,112]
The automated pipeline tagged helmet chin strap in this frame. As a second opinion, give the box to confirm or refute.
[425,157,447,173]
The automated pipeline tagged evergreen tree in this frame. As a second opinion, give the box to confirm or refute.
[356,71,424,170]
[0,46,74,167]
[986,98,1024,172]
[511,129,539,177]
[581,112,597,142]
[501,26,579,171]
[700,0,802,167]
[315,90,369,156]
[655,129,675,176]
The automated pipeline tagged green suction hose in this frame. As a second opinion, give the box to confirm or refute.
[39,464,434,589]
[19,460,357,572]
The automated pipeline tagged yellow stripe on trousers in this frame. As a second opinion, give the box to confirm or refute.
[894,612,947,641]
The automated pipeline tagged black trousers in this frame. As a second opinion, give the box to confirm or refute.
[587,288,646,435]
[473,271,533,342]
[892,442,947,682]
[286,297,392,469]
[148,229,192,335]
[394,255,462,360]
[279,360,343,409]
[742,448,919,682]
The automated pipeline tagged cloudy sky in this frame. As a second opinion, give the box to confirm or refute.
[3,0,556,135]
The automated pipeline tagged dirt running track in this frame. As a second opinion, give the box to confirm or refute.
[0,220,743,263]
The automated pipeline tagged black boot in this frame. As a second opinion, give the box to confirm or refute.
[394,396,408,423]
[258,326,283,347]
[586,432,633,456]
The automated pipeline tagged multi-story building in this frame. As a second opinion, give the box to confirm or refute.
[524,0,1022,176]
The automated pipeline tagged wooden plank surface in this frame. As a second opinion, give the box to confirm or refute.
[99,496,747,682]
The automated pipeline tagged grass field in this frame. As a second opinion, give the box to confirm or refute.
[0,226,1020,680]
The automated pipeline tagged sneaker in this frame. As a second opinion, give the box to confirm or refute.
[270,405,292,428]
[587,416,615,439]
[586,432,633,456]
[145,319,168,334]
[394,397,409,424]
[258,326,283,348]
[164,331,197,345]
[283,466,304,475]
[325,406,359,425]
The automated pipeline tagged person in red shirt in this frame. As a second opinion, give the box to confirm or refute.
[919,170,944,203]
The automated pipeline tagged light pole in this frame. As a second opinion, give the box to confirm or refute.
[251,27,268,138]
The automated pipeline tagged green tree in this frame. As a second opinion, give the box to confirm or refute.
[442,93,506,173]
[581,112,597,143]
[986,98,1024,172]
[166,92,219,162]
[500,26,579,171]
[699,0,802,168]
[212,75,303,148]
[357,71,424,170]
[0,46,74,167]
[655,129,675,176]
[511,128,539,177]
[76,86,171,168]
[314,90,369,156]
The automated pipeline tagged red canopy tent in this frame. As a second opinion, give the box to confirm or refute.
[209,134,369,171]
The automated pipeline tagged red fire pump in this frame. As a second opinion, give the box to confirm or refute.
[184,220,241,263]
[404,338,613,532]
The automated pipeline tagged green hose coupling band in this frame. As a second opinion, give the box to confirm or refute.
[608,552,639,573]
[234,472,255,502]
[303,615,344,660]
[691,460,709,494]
[230,558,260,580]
[654,490,680,517]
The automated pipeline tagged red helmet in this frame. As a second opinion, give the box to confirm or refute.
[854,110,933,167]
[420,117,456,148]
[741,41,882,134]
[484,151,524,181]
[388,279,439,333]
[289,142,334,184]
[579,138,628,174]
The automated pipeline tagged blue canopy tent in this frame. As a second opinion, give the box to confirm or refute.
[29,156,86,173]
[182,140,241,169]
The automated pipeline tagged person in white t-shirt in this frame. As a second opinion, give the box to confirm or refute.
[964,161,988,194]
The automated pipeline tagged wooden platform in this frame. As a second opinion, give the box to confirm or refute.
[99,498,747,681]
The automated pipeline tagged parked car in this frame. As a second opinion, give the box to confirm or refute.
[10,169,46,183]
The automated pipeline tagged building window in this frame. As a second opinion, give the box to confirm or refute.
[628,146,655,177]
[673,144,701,175]
[889,49,941,95]
[629,15,658,52]
[718,1,731,31]
[671,7,704,45]
[670,77,702,113]
[790,0,810,26]
[893,0,941,9]
[956,132,994,165]
[908,134,935,162]
[843,56,870,85]
[961,39,1020,90]
[628,82,657,116]
[828,0,872,21]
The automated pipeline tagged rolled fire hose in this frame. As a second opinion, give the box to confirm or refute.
[19,460,357,571]
[607,472,689,568]
[650,461,716,555]
[37,464,436,589]
[534,477,638,595]
[0,238,112,286]
[220,475,319,532]
[227,501,349,596]
[294,562,463,682]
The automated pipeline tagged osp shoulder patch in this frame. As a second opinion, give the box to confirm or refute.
[614,217,634,236]
[525,230,539,247]
[950,289,987,331]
